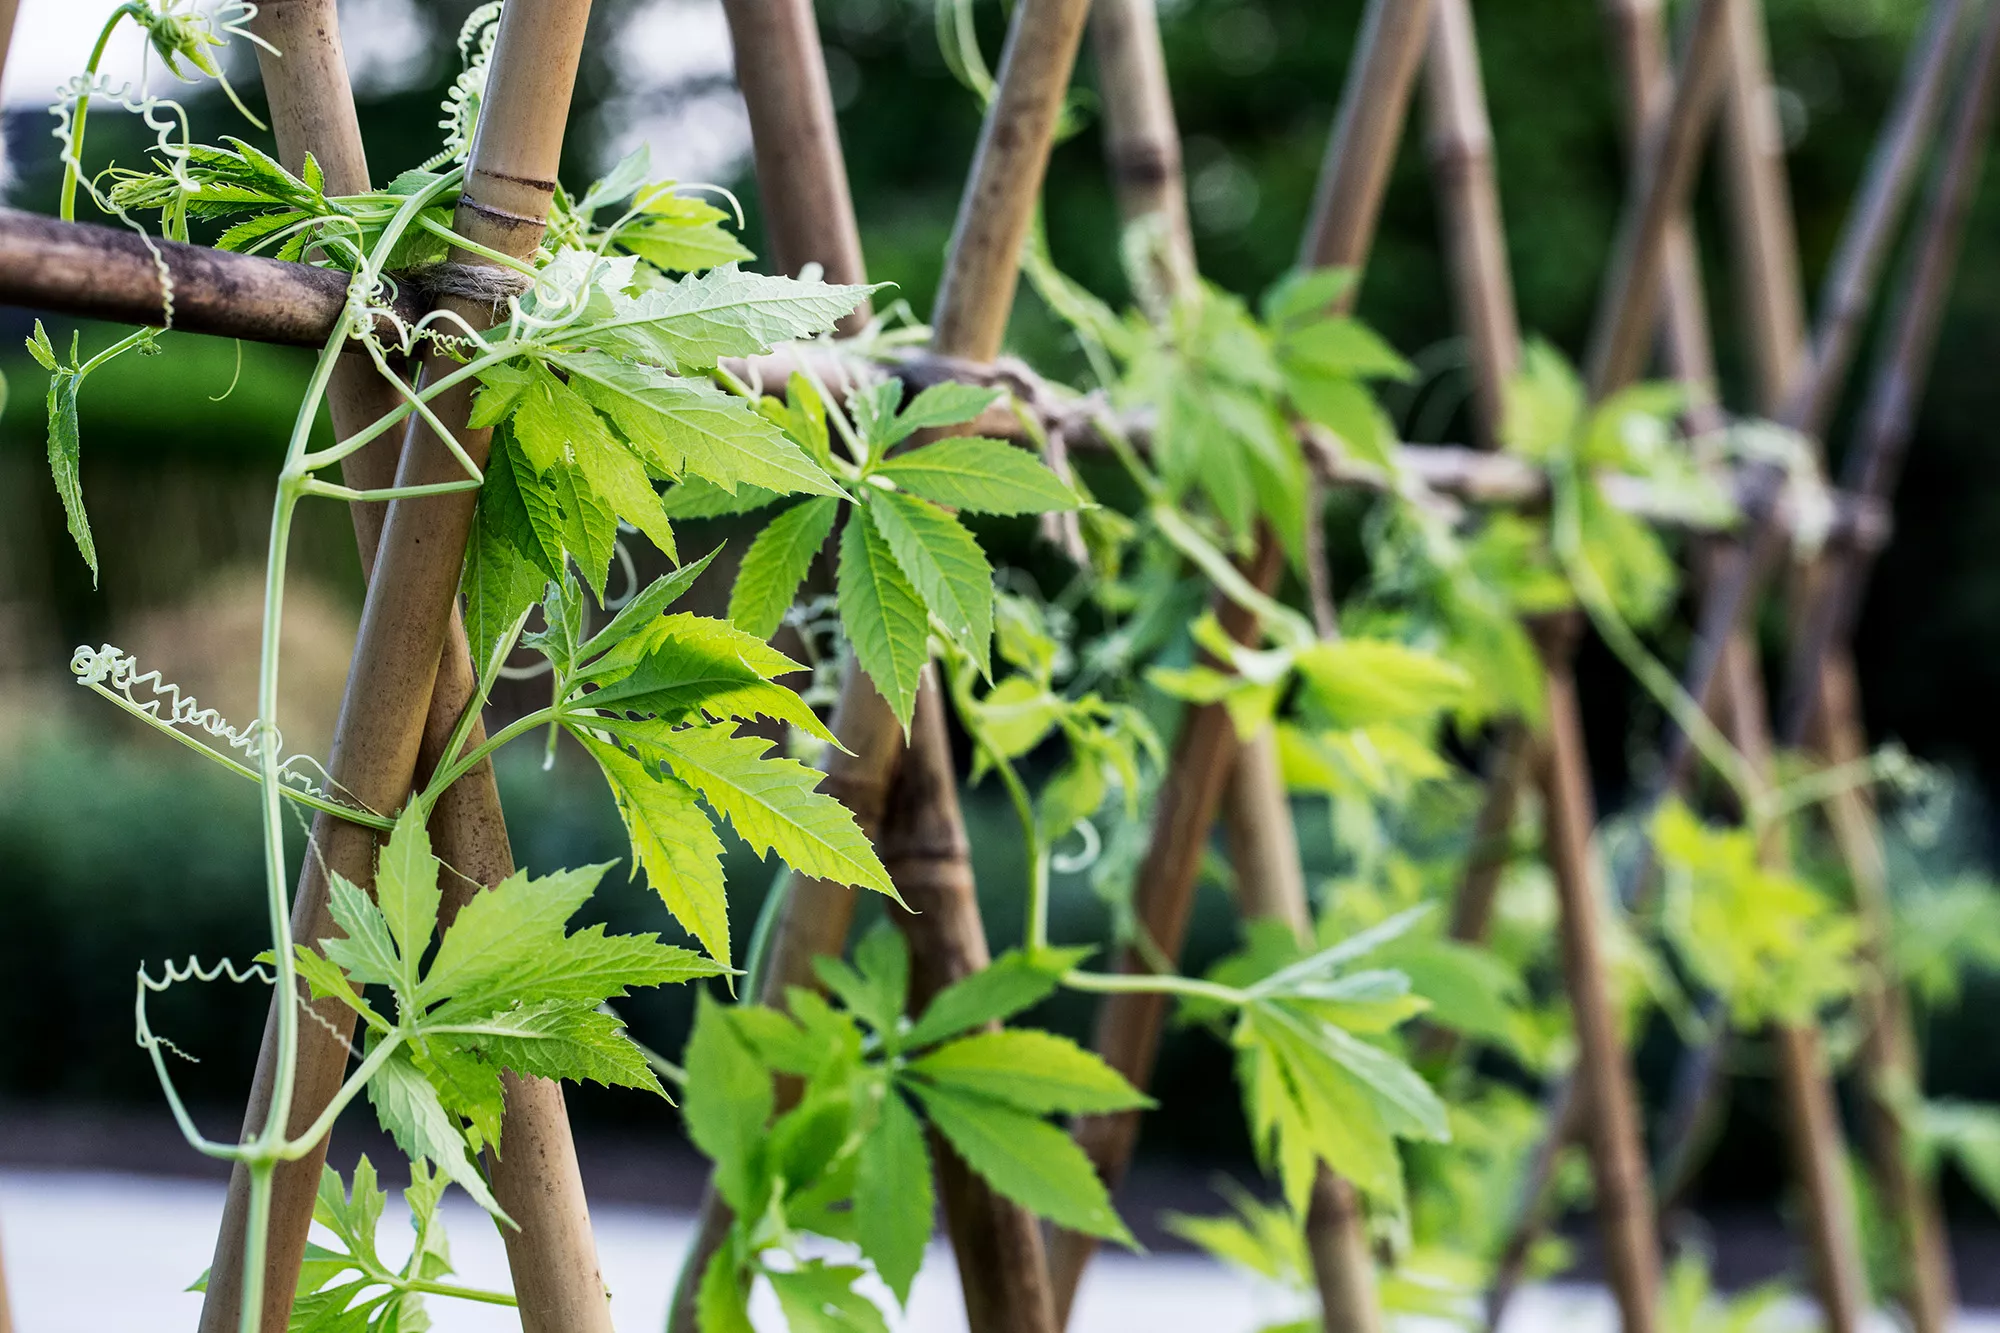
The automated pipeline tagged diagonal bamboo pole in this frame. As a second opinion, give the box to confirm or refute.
[1423,5,1661,1328]
[885,1,1099,1329]
[1050,4,1432,1321]
[1089,4,1381,1327]
[663,4,892,1326]
[200,5,608,1330]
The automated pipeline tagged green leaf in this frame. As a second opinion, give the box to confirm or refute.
[375,805,441,1004]
[433,1000,667,1097]
[462,454,547,671]
[1292,638,1469,730]
[659,476,785,518]
[876,437,1080,515]
[562,265,878,373]
[615,190,757,273]
[541,455,622,602]
[729,497,841,639]
[45,371,95,584]
[319,873,402,994]
[837,506,931,732]
[683,994,774,1214]
[910,1029,1151,1115]
[1501,341,1585,461]
[813,924,910,1038]
[696,1243,755,1333]
[767,1262,891,1333]
[1279,316,1414,383]
[484,427,566,578]
[576,544,725,662]
[366,1047,509,1223]
[856,1088,932,1305]
[1287,372,1396,470]
[1260,267,1356,329]
[555,350,843,499]
[879,381,1004,444]
[581,735,732,965]
[631,721,897,902]
[581,612,837,746]
[864,490,994,676]
[905,1080,1134,1245]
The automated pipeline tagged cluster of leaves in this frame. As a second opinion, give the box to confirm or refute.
[292,808,725,1219]
[684,928,1144,1331]
[1653,801,1862,1029]
[670,371,1082,731]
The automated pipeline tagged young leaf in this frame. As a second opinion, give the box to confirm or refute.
[901,947,1088,1049]
[561,265,878,373]
[683,994,774,1215]
[856,1087,932,1306]
[878,381,1003,445]
[576,543,724,662]
[876,437,1080,515]
[864,490,994,677]
[837,505,931,732]
[581,613,838,746]
[366,1048,509,1223]
[908,1029,1151,1115]
[729,496,840,640]
[44,370,94,584]
[374,804,442,1002]
[904,1080,1134,1245]
[319,874,404,995]
[437,1001,666,1097]
[814,924,910,1039]
[582,735,732,965]
[629,721,898,904]
[766,1261,891,1333]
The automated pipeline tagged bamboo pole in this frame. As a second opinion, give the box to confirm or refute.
[200,5,606,1330]
[663,4,887,1322]
[1534,626,1661,1333]
[884,2,1098,1329]
[1300,0,1437,273]
[0,0,20,1307]
[1718,0,1807,414]
[1089,0,1195,291]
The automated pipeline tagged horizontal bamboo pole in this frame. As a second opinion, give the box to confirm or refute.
[200,3,602,1329]
[0,207,423,343]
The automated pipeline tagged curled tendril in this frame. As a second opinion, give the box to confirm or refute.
[1051,816,1103,876]
[135,955,274,1061]
[49,75,193,323]
[70,643,371,816]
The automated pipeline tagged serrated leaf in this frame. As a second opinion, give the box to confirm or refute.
[539,456,621,601]
[1279,316,1414,382]
[902,947,1089,1049]
[864,490,993,676]
[581,735,732,965]
[45,373,95,584]
[319,873,402,993]
[1292,638,1469,730]
[462,467,545,671]
[684,994,774,1214]
[837,508,930,732]
[616,203,757,274]
[375,805,441,1002]
[561,265,877,372]
[856,1087,932,1305]
[556,349,843,499]
[576,544,724,662]
[433,1000,666,1097]
[623,721,898,904]
[366,1048,508,1223]
[767,1261,891,1333]
[659,475,785,519]
[729,497,840,639]
[880,381,1003,445]
[904,1080,1134,1245]
[910,1029,1151,1115]
[697,1246,755,1333]
[582,612,836,746]
[877,437,1079,515]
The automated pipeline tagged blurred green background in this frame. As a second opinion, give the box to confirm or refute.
[3,0,2000,1238]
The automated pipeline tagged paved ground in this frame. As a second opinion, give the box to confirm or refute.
[6,1168,1999,1332]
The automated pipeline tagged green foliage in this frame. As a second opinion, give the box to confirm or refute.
[683,929,1142,1330]
[298,808,724,1222]
[1654,801,1862,1029]
[1890,874,2000,1009]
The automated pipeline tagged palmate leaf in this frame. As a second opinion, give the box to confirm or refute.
[462,436,552,670]
[901,947,1089,1049]
[557,264,879,373]
[614,191,757,274]
[865,380,1003,449]
[605,719,898,905]
[582,735,731,964]
[907,1029,1151,1115]
[837,504,930,732]
[581,612,838,746]
[375,805,441,1004]
[729,496,840,640]
[576,546,722,662]
[902,1079,1134,1245]
[864,490,994,677]
[554,350,843,499]
[855,1088,932,1306]
[506,361,670,583]
[876,437,1080,515]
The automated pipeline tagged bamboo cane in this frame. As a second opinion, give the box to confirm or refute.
[886,1,1098,1329]
[662,4,888,1323]
[200,5,604,1330]
[1301,0,1438,273]
[0,17,18,1329]
[1088,0,1195,292]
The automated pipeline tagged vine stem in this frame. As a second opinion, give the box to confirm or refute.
[58,2,147,221]
[420,705,565,809]
[1059,969,1245,1007]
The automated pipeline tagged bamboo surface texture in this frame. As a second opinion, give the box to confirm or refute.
[200,4,606,1330]
[1089,0,1195,291]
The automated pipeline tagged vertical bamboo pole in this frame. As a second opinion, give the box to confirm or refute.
[663,7,888,1324]
[1427,5,1661,1327]
[1535,624,1661,1333]
[1718,0,1807,414]
[894,2,1097,1329]
[0,0,20,1325]
[1089,4,1381,1327]
[200,5,608,1330]
[1300,0,1438,273]
[1052,5,1437,1319]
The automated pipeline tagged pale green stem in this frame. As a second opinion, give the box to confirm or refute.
[299,341,523,474]
[419,705,566,809]
[275,1032,405,1161]
[1062,969,1247,1008]
[1150,504,1316,649]
[299,478,483,503]
[430,607,535,801]
[60,4,147,221]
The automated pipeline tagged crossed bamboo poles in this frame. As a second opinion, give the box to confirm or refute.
[0,0,1985,1330]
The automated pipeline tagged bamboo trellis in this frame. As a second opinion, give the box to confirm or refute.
[0,1,1990,1331]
